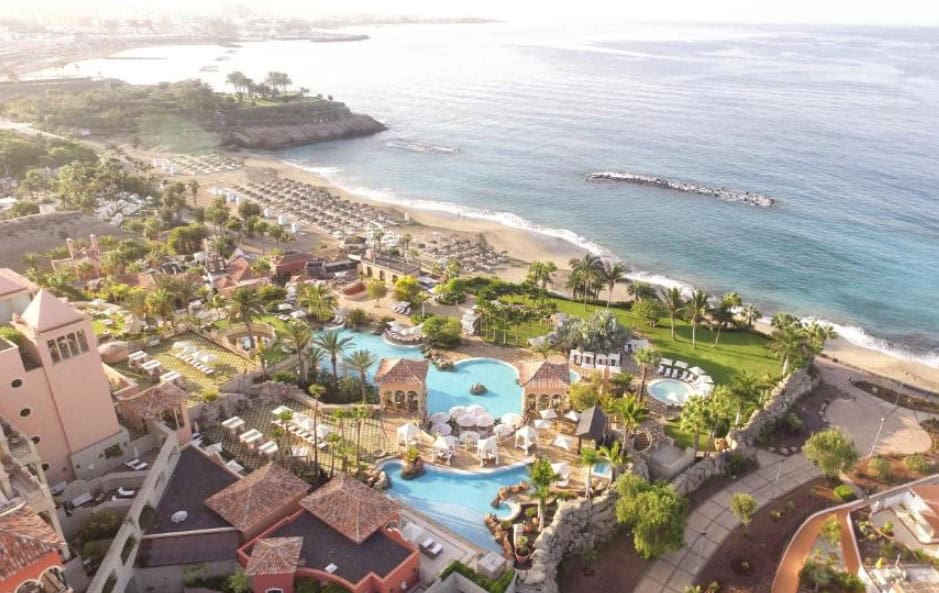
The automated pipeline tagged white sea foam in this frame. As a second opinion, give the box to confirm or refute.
[284,159,939,370]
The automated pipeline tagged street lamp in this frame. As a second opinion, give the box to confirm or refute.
[869,416,886,458]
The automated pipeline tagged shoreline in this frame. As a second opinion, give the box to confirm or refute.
[177,150,939,393]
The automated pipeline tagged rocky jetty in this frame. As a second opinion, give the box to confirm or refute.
[588,171,776,208]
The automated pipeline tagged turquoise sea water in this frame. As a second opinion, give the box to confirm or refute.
[328,329,523,418]
[51,22,939,365]
[381,460,527,550]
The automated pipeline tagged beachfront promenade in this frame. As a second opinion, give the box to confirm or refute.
[634,450,820,593]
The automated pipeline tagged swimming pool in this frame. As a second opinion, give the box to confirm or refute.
[381,460,528,550]
[647,378,696,406]
[328,329,523,418]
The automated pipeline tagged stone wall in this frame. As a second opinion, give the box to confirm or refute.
[726,366,818,449]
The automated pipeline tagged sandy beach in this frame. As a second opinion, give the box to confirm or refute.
[108,145,939,394]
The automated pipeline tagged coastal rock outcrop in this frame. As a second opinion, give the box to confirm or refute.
[588,171,776,208]
[221,113,386,149]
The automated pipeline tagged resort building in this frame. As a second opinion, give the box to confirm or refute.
[374,358,430,418]
[358,251,420,286]
[211,254,270,296]
[238,475,420,593]
[270,251,317,282]
[50,235,102,281]
[0,273,128,482]
[515,360,571,413]
[116,382,193,445]
[0,502,70,593]
[874,484,939,545]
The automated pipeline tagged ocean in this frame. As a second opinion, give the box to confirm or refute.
[43,21,939,366]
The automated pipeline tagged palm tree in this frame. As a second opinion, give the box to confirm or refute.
[684,290,710,349]
[712,292,742,347]
[284,321,313,384]
[145,288,175,329]
[728,371,760,426]
[307,346,325,382]
[660,287,684,340]
[229,287,265,350]
[252,338,277,380]
[740,303,762,328]
[768,322,809,375]
[610,395,649,449]
[679,396,710,457]
[805,321,837,354]
[315,330,354,378]
[610,371,634,396]
[579,447,601,499]
[632,347,661,396]
[345,350,378,403]
[350,405,370,468]
[187,179,200,207]
[598,441,625,479]
[532,341,554,359]
[627,281,656,302]
[528,457,558,526]
[599,261,627,308]
[308,384,325,474]
[569,254,602,311]
[300,284,336,323]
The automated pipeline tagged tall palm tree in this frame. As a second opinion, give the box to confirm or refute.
[315,330,354,378]
[569,253,602,311]
[712,292,742,347]
[229,287,265,350]
[145,288,175,329]
[187,179,200,207]
[528,457,558,527]
[804,321,838,354]
[283,321,313,384]
[728,371,760,426]
[300,284,336,323]
[684,290,711,349]
[307,345,325,382]
[679,396,710,458]
[740,303,762,328]
[598,441,625,479]
[599,261,627,308]
[627,281,656,302]
[345,349,378,403]
[350,405,370,467]
[768,323,809,375]
[632,347,661,396]
[252,339,277,380]
[308,384,326,475]
[610,395,649,449]
[660,287,684,340]
[579,447,601,499]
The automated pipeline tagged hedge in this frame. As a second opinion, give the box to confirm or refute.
[439,561,515,593]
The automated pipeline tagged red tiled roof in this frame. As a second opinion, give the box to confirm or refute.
[0,504,63,580]
[119,382,189,420]
[204,464,309,534]
[300,475,399,544]
[227,256,258,284]
[374,358,429,387]
[272,252,314,268]
[516,360,571,390]
[245,537,303,576]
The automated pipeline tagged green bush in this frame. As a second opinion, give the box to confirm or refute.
[723,451,752,478]
[78,510,123,541]
[103,443,123,459]
[422,316,462,348]
[833,484,856,502]
[439,561,515,593]
[869,457,892,480]
[904,454,930,475]
[272,371,298,384]
[783,412,804,434]
[346,308,370,330]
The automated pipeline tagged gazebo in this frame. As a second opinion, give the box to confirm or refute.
[515,425,539,452]
[118,382,192,441]
[575,406,609,452]
[374,358,430,418]
[477,436,500,465]
[396,422,421,447]
[516,359,572,413]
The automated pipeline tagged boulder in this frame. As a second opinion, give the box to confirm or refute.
[98,340,129,363]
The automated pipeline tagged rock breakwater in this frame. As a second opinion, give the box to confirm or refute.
[588,171,776,208]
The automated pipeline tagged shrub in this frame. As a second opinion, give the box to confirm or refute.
[869,457,892,480]
[422,316,462,348]
[783,412,804,434]
[615,474,688,558]
[346,308,370,330]
[201,388,219,404]
[78,510,123,541]
[723,451,752,478]
[103,443,123,459]
[295,580,321,593]
[730,493,757,532]
[882,521,894,536]
[904,454,930,475]
[834,484,856,502]
[272,371,297,384]
[804,428,858,478]
[439,561,515,593]
[821,515,841,546]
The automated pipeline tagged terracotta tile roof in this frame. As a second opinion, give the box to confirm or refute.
[19,288,84,333]
[300,475,399,544]
[227,256,258,284]
[0,268,35,297]
[0,503,63,580]
[272,252,314,268]
[245,537,303,576]
[119,382,190,420]
[204,463,309,534]
[516,360,571,390]
[374,358,429,387]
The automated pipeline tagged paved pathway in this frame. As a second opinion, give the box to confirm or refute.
[634,450,820,593]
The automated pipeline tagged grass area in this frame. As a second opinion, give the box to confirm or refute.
[501,296,780,385]
[664,421,713,451]
[91,316,125,336]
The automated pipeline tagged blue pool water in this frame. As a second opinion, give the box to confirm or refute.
[382,460,529,550]
[647,378,695,406]
[330,329,523,418]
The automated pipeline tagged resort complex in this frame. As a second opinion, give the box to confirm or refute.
[0,19,937,593]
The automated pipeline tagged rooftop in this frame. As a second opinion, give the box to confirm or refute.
[576,405,608,441]
[0,503,63,581]
[19,288,85,333]
[138,531,240,567]
[299,475,399,544]
[270,511,413,584]
[204,463,309,535]
[245,537,304,576]
[0,268,35,298]
[118,382,189,420]
[374,358,430,387]
[362,253,420,274]
[516,360,571,390]
[146,447,238,536]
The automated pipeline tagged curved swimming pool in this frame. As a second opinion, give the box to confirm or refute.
[381,460,527,550]
[647,378,695,406]
[328,329,523,418]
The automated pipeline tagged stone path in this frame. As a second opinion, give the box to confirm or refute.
[633,450,821,593]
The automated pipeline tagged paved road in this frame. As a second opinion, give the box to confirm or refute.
[633,450,820,593]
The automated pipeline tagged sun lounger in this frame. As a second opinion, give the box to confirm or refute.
[124,458,148,471]
[70,493,93,507]
[420,537,444,558]
[117,487,136,498]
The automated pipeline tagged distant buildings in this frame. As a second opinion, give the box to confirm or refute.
[0,268,128,482]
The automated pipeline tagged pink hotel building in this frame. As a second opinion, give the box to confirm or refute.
[0,268,128,483]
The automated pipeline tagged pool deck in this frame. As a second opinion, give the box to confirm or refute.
[398,506,484,584]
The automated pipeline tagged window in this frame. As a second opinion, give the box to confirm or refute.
[41,463,49,471]
[47,331,90,364]
[56,337,71,361]
[19,408,31,418]
[67,333,80,357]
[31,436,40,444]
[76,330,89,353]
[47,340,60,363]
[11,378,22,388]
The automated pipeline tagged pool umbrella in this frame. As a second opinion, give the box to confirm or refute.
[430,412,450,425]
[500,413,523,428]
[444,436,459,449]
[533,419,552,430]
[460,431,480,446]
[457,414,476,428]
[475,413,494,428]
[432,423,452,436]
[432,435,451,452]
[493,424,514,438]
[449,405,467,417]
[552,435,575,451]
[551,462,571,479]
[465,404,486,417]
[539,408,558,420]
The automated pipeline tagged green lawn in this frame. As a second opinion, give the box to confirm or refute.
[664,421,714,452]
[501,296,781,385]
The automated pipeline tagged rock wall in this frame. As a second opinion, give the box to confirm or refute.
[221,113,386,149]
[727,366,818,449]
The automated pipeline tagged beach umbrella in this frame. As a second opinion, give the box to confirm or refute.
[430,412,450,425]
[493,424,514,438]
[475,413,495,428]
[457,414,476,428]
[500,413,523,428]
[533,419,552,430]
[460,430,480,445]
[539,408,558,420]
[432,435,451,451]
[432,423,452,436]
[444,435,459,449]
[449,405,467,418]
[465,404,486,417]
[397,422,420,445]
